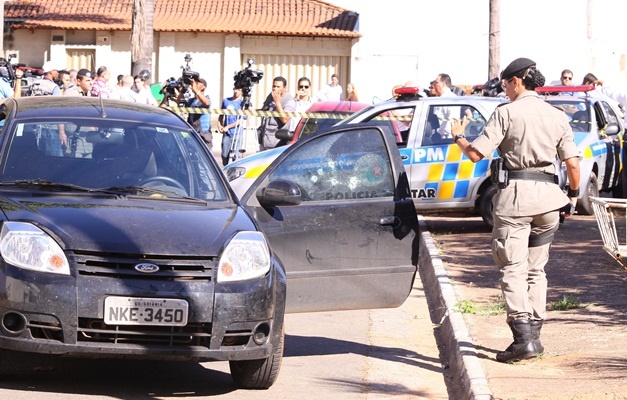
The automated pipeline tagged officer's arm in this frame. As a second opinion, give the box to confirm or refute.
[564,156,580,202]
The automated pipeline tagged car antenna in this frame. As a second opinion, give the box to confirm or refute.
[99,94,107,118]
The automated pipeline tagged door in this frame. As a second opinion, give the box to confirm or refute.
[241,124,419,313]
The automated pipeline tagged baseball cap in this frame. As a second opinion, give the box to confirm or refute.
[197,78,207,87]
[42,60,63,73]
[77,69,93,79]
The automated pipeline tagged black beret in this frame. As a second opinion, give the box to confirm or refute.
[501,57,536,80]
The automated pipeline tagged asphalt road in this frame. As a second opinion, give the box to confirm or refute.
[0,275,450,399]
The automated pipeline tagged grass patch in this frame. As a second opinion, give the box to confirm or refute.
[454,296,506,316]
[547,295,584,311]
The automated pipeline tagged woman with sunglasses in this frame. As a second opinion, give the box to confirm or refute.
[451,57,581,363]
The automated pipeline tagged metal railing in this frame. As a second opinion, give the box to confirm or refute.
[591,196,627,269]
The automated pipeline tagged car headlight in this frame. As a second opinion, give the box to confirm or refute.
[0,222,70,275]
[217,231,271,283]
[225,166,246,182]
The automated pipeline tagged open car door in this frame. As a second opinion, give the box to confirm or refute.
[240,123,419,313]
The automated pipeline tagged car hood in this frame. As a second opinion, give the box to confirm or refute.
[0,194,257,257]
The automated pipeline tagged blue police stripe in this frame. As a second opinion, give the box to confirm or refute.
[454,180,470,198]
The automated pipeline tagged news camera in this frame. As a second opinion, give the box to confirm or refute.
[233,58,263,110]
[160,54,200,100]
[482,77,504,97]
[0,54,19,87]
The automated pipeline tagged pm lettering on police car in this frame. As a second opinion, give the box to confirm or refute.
[104,297,189,326]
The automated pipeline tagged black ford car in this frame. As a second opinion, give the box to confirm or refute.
[0,97,418,389]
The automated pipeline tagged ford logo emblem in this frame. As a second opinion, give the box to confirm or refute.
[134,263,160,274]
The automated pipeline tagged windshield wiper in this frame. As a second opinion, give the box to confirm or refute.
[0,179,98,192]
[100,185,206,203]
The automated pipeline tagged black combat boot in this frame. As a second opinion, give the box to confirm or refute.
[530,319,545,354]
[496,319,542,363]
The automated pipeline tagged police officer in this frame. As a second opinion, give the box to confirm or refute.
[451,57,581,363]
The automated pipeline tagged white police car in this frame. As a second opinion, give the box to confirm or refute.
[226,85,624,226]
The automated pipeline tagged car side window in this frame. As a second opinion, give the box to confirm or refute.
[599,101,621,130]
[422,105,486,146]
[358,106,413,148]
[267,127,395,202]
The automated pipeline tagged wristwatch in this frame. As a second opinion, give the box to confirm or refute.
[454,133,465,143]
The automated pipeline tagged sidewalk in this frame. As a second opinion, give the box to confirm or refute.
[419,214,627,400]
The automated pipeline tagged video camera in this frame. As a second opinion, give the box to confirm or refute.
[0,54,19,87]
[233,58,263,110]
[161,54,200,100]
[482,77,504,97]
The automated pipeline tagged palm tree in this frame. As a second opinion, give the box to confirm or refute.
[131,0,154,79]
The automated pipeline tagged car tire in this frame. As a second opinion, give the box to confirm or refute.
[576,171,599,215]
[478,184,497,229]
[229,328,284,389]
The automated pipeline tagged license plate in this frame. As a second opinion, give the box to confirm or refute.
[104,297,189,326]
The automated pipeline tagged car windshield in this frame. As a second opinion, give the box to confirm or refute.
[1,118,229,201]
[545,99,591,133]
[297,114,349,140]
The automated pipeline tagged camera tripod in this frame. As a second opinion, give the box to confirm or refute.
[227,114,248,163]
[226,89,255,163]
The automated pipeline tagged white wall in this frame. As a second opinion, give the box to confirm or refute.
[331,0,627,103]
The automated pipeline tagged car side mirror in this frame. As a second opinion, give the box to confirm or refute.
[275,128,293,141]
[605,123,620,136]
[256,179,302,207]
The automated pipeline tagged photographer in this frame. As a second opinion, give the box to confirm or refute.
[177,77,212,147]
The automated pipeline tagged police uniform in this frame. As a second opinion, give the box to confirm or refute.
[468,58,579,361]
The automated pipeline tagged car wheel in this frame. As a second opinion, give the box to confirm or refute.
[478,184,497,229]
[576,171,599,215]
[229,328,284,389]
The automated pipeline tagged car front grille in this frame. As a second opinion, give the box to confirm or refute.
[78,318,212,346]
[72,251,215,281]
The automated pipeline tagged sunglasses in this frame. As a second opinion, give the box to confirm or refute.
[298,85,310,89]
[500,77,515,90]
[562,76,573,80]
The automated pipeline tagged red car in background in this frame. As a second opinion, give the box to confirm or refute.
[276,100,370,145]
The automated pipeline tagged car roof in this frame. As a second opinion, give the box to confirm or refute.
[3,96,188,127]
[306,100,370,113]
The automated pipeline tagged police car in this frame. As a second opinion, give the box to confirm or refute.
[225,86,624,226]
[535,85,624,214]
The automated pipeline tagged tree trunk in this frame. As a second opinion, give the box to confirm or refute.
[131,0,154,81]
[488,0,500,81]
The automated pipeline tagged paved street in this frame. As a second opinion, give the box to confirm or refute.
[0,275,450,399]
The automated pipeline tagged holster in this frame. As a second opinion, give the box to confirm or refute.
[490,158,509,189]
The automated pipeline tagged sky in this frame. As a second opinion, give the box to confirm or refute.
[328,0,627,103]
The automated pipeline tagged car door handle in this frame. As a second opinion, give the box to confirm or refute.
[380,216,401,227]
[400,154,408,161]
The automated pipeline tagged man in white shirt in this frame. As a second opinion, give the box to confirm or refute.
[316,73,343,101]
[432,73,458,139]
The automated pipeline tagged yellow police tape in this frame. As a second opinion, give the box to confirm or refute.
[165,106,594,127]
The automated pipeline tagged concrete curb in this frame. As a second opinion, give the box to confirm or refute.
[418,216,493,400]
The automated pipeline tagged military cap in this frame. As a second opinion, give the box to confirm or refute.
[501,57,536,80]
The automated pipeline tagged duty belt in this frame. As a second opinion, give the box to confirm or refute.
[508,170,558,184]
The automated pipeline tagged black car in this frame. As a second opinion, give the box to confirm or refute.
[0,96,418,389]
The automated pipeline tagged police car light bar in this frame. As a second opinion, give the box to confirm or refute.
[394,86,420,95]
[535,85,595,93]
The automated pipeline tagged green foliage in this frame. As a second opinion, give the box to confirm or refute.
[547,295,584,311]
[454,296,506,316]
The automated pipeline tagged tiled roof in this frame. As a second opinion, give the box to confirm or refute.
[4,0,360,38]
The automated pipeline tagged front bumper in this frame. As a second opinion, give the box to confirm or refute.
[0,255,286,362]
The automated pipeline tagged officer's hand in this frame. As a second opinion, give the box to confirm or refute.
[15,69,23,79]
[451,117,469,136]
[559,198,578,223]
